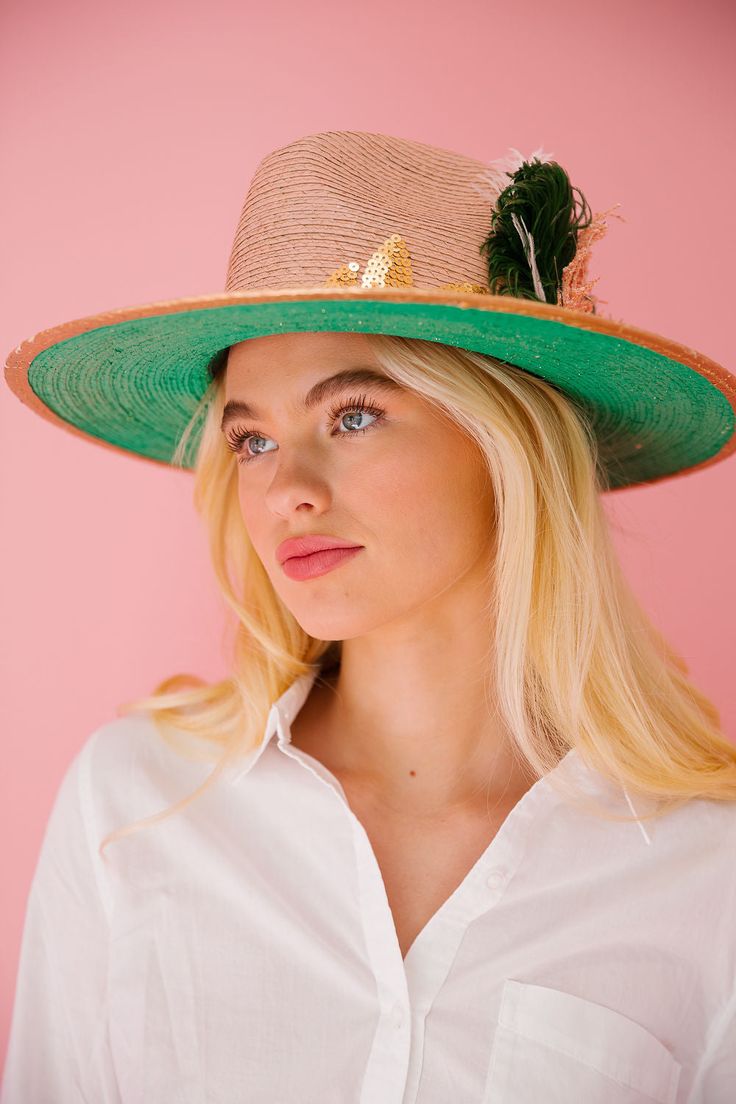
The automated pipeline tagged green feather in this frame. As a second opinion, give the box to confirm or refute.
[480,159,593,303]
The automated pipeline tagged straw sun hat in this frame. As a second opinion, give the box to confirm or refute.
[5,129,735,490]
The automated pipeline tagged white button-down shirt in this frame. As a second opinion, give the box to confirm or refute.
[2,666,735,1103]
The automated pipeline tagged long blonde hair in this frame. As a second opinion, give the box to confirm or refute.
[98,334,736,859]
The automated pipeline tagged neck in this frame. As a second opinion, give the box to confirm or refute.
[292,621,530,818]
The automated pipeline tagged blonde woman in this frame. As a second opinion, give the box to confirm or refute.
[3,131,736,1103]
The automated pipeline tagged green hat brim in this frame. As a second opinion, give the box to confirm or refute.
[6,288,735,491]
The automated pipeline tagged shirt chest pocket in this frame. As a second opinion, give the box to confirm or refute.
[483,979,682,1104]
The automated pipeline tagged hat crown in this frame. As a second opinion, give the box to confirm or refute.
[223,130,515,293]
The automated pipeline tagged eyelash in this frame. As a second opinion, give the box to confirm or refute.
[225,392,387,466]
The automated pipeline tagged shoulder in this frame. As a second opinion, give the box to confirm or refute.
[564,752,736,875]
[652,789,736,841]
[72,712,217,830]
[624,790,736,921]
[672,792,736,862]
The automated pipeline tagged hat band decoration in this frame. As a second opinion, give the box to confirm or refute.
[481,157,619,313]
[325,158,624,316]
[324,233,490,296]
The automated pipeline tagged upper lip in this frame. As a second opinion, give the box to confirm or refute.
[276,534,363,564]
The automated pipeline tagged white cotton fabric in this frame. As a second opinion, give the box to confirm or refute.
[2,665,735,1103]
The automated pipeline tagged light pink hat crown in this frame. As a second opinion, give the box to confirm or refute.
[223,129,593,305]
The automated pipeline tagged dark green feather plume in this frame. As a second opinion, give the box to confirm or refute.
[480,159,593,304]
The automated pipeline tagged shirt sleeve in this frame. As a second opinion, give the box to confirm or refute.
[0,732,122,1103]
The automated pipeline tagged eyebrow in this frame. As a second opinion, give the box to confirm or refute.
[220,367,404,431]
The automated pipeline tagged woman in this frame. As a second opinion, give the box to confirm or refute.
[3,130,736,1103]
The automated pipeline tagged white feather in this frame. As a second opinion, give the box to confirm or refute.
[510,212,547,302]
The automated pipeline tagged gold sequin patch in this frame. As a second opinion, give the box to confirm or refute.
[324,235,491,294]
[437,282,491,295]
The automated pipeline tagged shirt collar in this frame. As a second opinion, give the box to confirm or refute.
[224,668,652,845]
[226,665,321,785]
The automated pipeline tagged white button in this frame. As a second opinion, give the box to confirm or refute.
[486,868,508,890]
[390,1003,405,1029]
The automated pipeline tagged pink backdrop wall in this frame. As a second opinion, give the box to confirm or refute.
[2,0,734,1070]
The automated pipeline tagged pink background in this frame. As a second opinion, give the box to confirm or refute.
[1,0,734,1070]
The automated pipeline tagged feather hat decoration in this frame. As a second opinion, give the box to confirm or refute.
[482,154,623,314]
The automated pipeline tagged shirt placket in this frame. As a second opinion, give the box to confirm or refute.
[272,704,414,1104]
[272,694,535,1104]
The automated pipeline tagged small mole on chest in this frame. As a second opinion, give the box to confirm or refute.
[409,770,416,776]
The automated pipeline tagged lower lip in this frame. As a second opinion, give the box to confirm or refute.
[281,546,363,580]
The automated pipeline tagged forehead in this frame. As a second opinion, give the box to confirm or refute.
[221,331,403,427]
[226,330,379,383]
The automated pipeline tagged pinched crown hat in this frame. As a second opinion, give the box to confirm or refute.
[5,129,736,490]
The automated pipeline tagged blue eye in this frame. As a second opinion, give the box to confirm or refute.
[225,393,386,466]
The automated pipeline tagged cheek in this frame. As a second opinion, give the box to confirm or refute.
[237,482,266,546]
[366,431,493,561]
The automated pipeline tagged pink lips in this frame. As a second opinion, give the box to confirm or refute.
[276,534,363,564]
[281,545,363,580]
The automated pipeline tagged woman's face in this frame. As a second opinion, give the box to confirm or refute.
[223,331,495,641]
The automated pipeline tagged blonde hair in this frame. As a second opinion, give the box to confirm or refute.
[98,334,736,859]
